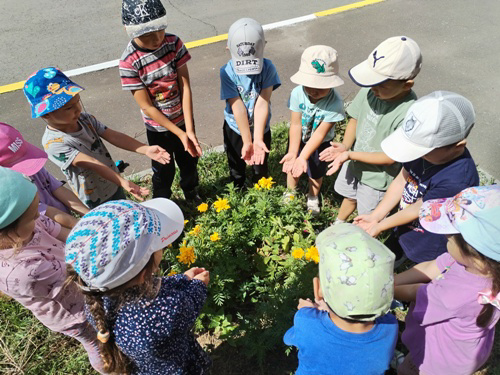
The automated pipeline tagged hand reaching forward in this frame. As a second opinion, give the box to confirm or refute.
[122,180,150,201]
[252,139,269,165]
[279,152,296,174]
[145,145,171,164]
[291,157,308,178]
[326,151,350,176]
[319,142,347,162]
[353,214,382,237]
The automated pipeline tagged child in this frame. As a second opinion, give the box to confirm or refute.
[284,223,398,375]
[220,18,281,188]
[354,91,479,264]
[120,0,202,201]
[0,167,104,373]
[65,198,211,374]
[0,122,89,228]
[280,45,345,214]
[394,185,500,375]
[319,36,422,221]
[23,67,170,209]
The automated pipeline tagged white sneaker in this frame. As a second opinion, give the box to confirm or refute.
[307,196,320,216]
[283,191,295,204]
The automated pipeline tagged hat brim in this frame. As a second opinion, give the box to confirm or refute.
[419,197,459,235]
[141,198,185,249]
[381,127,434,163]
[348,60,389,87]
[231,57,263,75]
[290,71,344,89]
[7,143,48,176]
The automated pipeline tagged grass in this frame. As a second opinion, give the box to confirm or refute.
[1,122,498,374]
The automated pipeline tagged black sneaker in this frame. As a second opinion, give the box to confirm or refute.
[184,191,202,204]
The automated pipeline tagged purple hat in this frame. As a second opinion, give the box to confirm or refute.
[419,185,500,261]
[23,67,84,119]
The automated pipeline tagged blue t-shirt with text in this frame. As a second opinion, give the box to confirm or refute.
[220,58,281,135]
[288,85,345,143]
[284,307,398,375]
[397,148,479,262]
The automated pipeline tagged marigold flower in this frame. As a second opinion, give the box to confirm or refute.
[197,203,208,213]
[210,232,220,242]
[289,195,295,200]
[189,224,202,236]
[214,198,230,212]
[305,246,320,264]
[177,243,196,265]
[184,220,189,225]
[254,183,261,190]
[257,176,275,190]
[291,248,305,259]
[167,269,178,277]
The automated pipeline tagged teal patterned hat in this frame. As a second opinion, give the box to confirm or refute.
[316,223,395,321]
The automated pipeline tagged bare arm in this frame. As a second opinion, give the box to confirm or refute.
[347,151,396,165]
[394,284,422,303]
[44,206,79,229]
[395,259,441,286]
[252,86,274,165]
[280,111,302,173]
[319,118,357,162]
[229,96,253,164]
[342,117,357,150]
[52,185,89,215]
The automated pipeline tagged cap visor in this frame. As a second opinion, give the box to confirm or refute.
[419,198,459,234]
[141,198,184,248]
[7,144,48,175]
[290,72,344,89]
[232,57,263,75]
[381,127,434,163]
[348,60,389,87]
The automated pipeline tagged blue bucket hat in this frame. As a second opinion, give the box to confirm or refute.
[23,67,84,119]
[0,167,37,229]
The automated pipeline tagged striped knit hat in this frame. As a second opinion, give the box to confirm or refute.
[122,0,168,39]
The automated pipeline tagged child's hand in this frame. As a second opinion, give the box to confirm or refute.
[252,140,269,165]
[297,298,316,310]
[326,151,350,176]
[186,131,203,157]
[279,153,296,174]
[122,180,150,201]
[354,215,381,237]
[179,132,200,158]
[193,270,210,286]
[241,142,254,165]
[319,142,347,162]
[145,145,171,165]
[291,157,308,178]
[184,267,206,280]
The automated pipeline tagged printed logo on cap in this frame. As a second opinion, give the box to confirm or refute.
[403,113,420,136]
[372,50,385,68]
[311,59,326,73]
[8,137,23,153]
[237,42,256,57]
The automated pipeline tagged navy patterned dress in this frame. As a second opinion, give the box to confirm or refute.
[87,275,211,374]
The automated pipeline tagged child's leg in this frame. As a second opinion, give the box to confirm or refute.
[171,126,199,197]
[61,323,106,374]
[334,162,358,221]
[223,121,247,188]
[287,173,299,190]
[308,177,323,196]
[252,129,272,183]
[146,130,176,198]
[337,198,357,221]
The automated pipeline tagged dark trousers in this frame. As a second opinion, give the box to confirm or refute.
[223,121,271,188]
[146,127,199,198]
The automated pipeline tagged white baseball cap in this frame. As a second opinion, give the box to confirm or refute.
[381,91,475,162]
[290,45,344,89]
[66,199,184,291]
[228,18,265,75]
[349,36,422,87]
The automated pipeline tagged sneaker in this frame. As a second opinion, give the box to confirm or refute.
[184,191,202,204]
[306,195,320,216]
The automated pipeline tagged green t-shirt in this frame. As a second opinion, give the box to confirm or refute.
[346,88,417,191]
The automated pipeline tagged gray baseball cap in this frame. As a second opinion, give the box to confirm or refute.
[227,18,265,75]
[381,91,475,162]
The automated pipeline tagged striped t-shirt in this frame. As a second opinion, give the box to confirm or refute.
[119,33,191,132]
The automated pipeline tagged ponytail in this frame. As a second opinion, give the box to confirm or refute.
[453,234,500,328]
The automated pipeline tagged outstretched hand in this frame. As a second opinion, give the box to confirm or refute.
[319,142,347,162]
[326,151,350,176]
[145,145,171,164]
[241,142,254,165]
[279,152,296,174]
[122,180,150,201]
[252,139,269,165]
[291,157,308,178]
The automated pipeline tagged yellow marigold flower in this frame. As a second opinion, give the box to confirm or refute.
[289,195,295,200]
[254,183,261,190]
[167,269,178,277]
[177,243,196,265]
[291,248,305,259]
[305,246,320,264]
[214,198,230,213]
[167,243,173,248]
[184,220,189,225]
[210,232,220,242]
[189,224,202,236]
[257,176,275,190]
[197,203,208,213]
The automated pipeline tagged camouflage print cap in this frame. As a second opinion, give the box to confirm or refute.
[316,223,395,321]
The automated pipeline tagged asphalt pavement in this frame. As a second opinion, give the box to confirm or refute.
[1,0,499,180]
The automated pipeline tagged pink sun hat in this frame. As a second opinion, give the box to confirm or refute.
[0,122,48,176]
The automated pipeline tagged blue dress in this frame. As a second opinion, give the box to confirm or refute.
[87,275,211,374]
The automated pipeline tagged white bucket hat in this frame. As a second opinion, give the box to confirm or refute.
[290,45,344,89]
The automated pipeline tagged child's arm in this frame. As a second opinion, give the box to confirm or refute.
[44,206,78,229]
[326,149,395,176]
[367,199,423,237]
[131,89,199,157]
[52,185,89,215]
[353,168,408,235]
[252,86,274,165]
[291,120,334,178]
[229,97,254,164]
[177,64,202,157]
[394,260,440,302]
[319,118,357,162]
[100,128,170,165]
[72,152,149,201]
[279,111,302,174]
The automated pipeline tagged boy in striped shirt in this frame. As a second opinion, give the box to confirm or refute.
[119,0,202,201]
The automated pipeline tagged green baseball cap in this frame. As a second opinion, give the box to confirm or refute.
[316,223,395,321]
[0,167,37,229]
